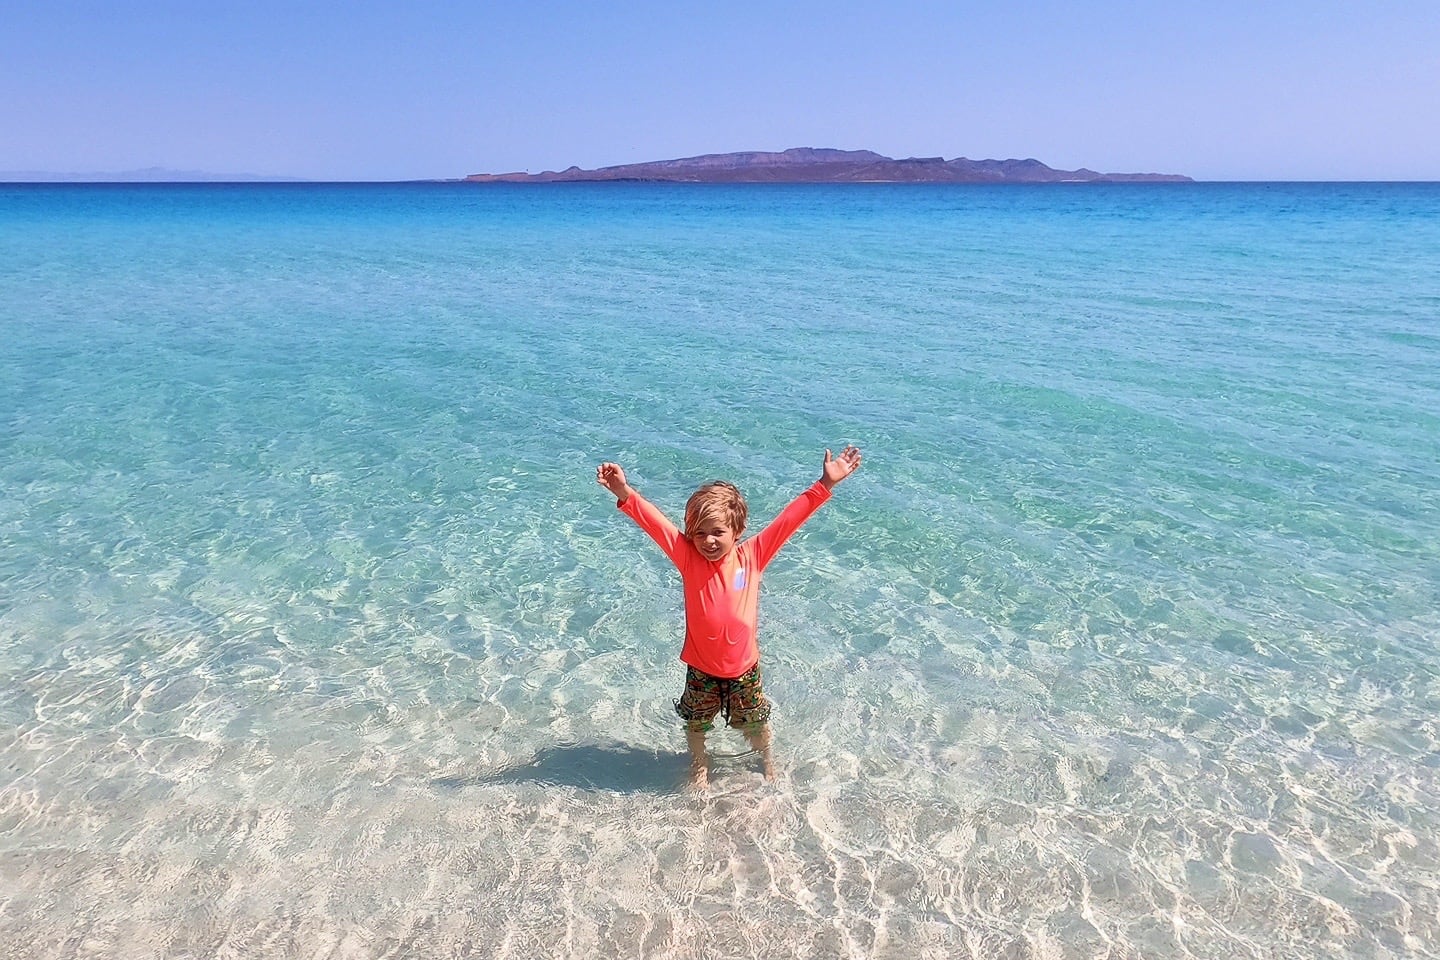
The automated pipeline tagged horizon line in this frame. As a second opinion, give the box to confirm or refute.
[5,177,1439,185]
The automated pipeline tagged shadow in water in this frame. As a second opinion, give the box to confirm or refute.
[434,742,693,794]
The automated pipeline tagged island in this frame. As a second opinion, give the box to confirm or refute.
[464,148,1191,184]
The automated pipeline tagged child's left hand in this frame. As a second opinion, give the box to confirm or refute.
[821,445,863,489]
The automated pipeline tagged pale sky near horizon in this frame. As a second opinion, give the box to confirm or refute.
[4,0,1437,181]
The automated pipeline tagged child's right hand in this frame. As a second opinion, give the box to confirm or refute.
[596,462,632,501]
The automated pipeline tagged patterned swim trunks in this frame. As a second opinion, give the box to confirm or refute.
[674,664,771,732]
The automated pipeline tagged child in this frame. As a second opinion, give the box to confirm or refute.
[596,445,862,788]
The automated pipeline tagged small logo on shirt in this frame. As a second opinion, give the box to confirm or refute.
[733,568,747,590]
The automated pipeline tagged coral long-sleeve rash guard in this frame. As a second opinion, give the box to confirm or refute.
[618,481,832,679]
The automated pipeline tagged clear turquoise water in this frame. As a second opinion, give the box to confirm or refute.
[1,182,1438,958]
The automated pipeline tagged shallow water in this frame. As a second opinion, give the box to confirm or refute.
[1,182,1438,958]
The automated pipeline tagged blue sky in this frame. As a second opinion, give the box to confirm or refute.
[4,0,1437,181]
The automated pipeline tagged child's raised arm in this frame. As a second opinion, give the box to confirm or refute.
[745,444,862,569]
[820,445,863,490]
[599,462,689,565]
[596,462,635,503]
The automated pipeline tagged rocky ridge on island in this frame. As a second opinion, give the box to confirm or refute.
[464,148,1191,184]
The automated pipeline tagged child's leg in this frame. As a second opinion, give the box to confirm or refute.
[685,726,710,789]
[727,665,775,780]
[674,667,722,790]
[742,723,775,780]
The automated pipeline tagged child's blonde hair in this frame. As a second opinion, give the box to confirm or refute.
[684,481,748,539]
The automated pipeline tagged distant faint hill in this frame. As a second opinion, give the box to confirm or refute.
[465,148,1191,184]
[0,167,306,183]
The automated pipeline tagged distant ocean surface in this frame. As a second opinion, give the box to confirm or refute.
[2,182,1437,959]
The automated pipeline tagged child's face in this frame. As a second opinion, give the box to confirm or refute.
[690,519,741,562]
